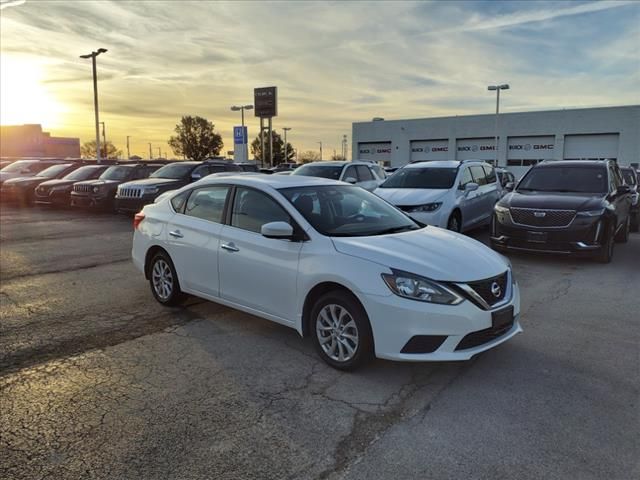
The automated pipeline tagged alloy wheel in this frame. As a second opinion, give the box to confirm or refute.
[316,304,359,363]
[152,259,173,301]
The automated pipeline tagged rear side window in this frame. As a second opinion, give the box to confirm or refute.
[343,166,357,181]
[470,166,488,186]
[184,186,230,223]
[231,187,290,233]
[170,190,190,213]
[356,165,374,181]
[483,166,497,184]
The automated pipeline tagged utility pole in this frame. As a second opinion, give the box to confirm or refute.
[148,143,153,160]
[157,147,161,159]
[318,141,323,161]
[126,136,131,159]
[283,127,291,164]
[99,121,106,157]
[79,48,108,163]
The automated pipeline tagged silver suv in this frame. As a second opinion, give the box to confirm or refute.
[291,161,384,192]
[374,160,501,232]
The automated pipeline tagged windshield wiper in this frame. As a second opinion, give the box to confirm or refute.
[374,225,419,235]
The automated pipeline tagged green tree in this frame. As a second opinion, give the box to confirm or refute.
[80,140,122,159]
[250,130,295,166]
[168,115,223,161]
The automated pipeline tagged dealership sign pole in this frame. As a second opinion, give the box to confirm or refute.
[254,86,278,167]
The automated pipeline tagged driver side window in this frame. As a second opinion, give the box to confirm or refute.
[231,187,291,234]
[343,166,357,182]
[459,168,474,188]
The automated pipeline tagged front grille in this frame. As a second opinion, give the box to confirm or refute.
[510,207,575,227]
[455,318,514,351]
[73,184,93,193]
[117,186,143,198]
[464,271,508,308]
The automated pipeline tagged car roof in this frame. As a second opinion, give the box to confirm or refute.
[195,173,345,189]
[300,161,372,167]
[405,160,461,169]
[537,160,609,168]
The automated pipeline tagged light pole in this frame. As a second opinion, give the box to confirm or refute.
[99,121,106,157]
[80,48,108,163]
[157,147,161,159]
[230,104,253,162]
[126,136,131,159]
[488,84,509,166]
[283,127,291,164]
[148,143,153,160]
[318,141,323,161]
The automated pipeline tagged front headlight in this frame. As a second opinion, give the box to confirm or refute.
[143,186,159,195]
[494,204,509,214]
[92,186,101,193]
[381,270,464,305]
[577,208,605,217]
[406,202,442,213]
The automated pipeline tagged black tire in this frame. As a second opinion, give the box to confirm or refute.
[595,224,615,264]
[615,215,630,243]
[629,212,639,233]
[310,290,374,371]
[447,211,462,233]
[148,251,185,306]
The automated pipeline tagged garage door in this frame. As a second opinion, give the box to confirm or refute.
[357,142,392,165]
[456,138,496,163]
[507,136,555,167]
[410,140,449,162]
[563,134,619,160]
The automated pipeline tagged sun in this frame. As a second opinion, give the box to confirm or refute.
[0,55,66,127]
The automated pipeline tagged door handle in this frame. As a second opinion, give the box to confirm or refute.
[221,243,239,252]
[169,230,183,238]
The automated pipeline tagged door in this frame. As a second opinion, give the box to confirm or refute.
[469,165,493,226]
[608,164,631,232]
[218,187,303,323]
[355,165,379,191]
[165,185,231,296]
[458,166,484,228]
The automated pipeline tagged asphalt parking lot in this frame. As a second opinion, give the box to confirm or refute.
[1,205,638,480]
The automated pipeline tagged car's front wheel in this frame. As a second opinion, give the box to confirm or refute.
[615,215,630,243]
[149,251,185,306]
[595,224,615,264]
[311,291,374,370]
[447,211,462,233]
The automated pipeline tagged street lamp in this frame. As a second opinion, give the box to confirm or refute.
[488,83,509,166]
[283,127,291,164]
[318,141,323,161]
[99,121,106,157]
[126,136,131,159]
[80,48,108,163]
[148,142,152,160]
[230,104,253,162]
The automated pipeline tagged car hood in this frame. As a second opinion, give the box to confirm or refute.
[38,179,76,188]
[120,178,183,187]
[332,227,508,283]
[2,176,49,187]
[75,179,122,187]
[504,191,603,211]
[0,172,35,183]
[374,188,448,206]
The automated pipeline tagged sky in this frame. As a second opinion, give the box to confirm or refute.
[1,0,639,159]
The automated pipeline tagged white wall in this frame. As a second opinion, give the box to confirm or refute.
[352,105,640,169]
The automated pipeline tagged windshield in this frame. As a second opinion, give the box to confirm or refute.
[150,163,194,179]
[64,166,103,181]
[280,185,419,237]
[291,164,343,180]
[517,166,607,193]
[37,164,72,178]
[100,166,133,181]
[1,160,43,173]
[380,167,457,189]
[621,169,637,186]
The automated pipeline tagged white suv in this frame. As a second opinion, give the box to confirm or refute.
[291,161,384,191]
[375,160,501,232]
[132,174,521,370]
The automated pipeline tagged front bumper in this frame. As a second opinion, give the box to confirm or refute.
[361,281,521,361]
[35,189,71,206]
[114,194,156,213]
[490,210,604,255]
[404,209,447,228]
[70,193,113,209]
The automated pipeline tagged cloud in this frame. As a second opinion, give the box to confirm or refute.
[0,0,25,11]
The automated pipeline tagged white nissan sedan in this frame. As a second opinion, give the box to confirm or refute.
[132,174,521,370]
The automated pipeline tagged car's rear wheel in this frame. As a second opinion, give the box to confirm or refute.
[447,211,461,233]
[149,251,185,306]
[615,215,630,243]
[631,212,639,232]
[595,224,615,264]
[311,291,374,370]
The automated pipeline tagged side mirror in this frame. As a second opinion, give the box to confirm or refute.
[504,182,515,191]
[261,221,294,239]
[344,177,357,184]
[617,185,630,195]
[191,173,202,181]
[464,182,479,193]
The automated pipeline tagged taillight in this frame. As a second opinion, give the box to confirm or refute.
[133,212,145,230]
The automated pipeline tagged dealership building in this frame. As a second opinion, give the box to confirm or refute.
[352,105,639,177]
